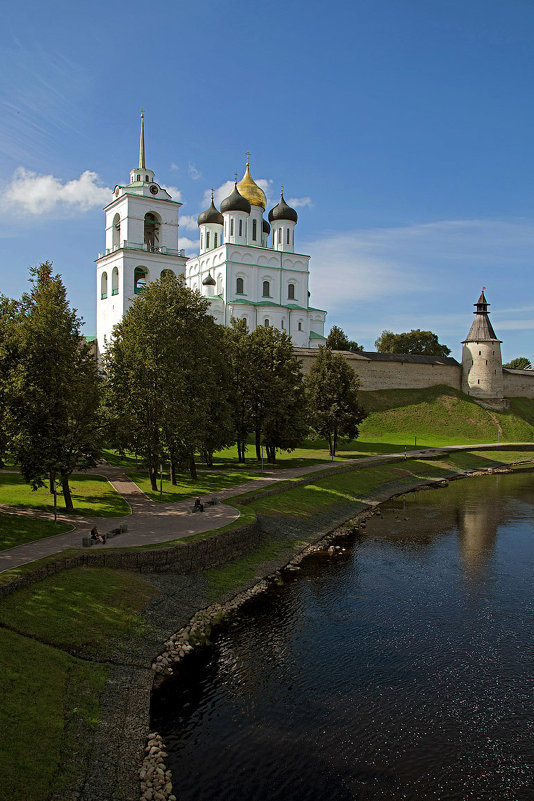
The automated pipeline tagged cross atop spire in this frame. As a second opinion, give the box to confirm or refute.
[246,151,250,167]
[139,111,145,170]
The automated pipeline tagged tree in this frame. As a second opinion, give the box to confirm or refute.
[104,273,229,487]
[305,346,367,456]
[325,325,363,353]
[504,357,531,370]
[0,296,21,467]
[225,319,253,463]
[226,321,307,464]
[375,329,451,357]
[9,263,101,512]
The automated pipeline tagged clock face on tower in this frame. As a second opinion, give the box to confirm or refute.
[150,185,158,195]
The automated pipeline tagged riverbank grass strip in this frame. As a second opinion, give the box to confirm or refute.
[0,473,130,517]
[0,567,158,656]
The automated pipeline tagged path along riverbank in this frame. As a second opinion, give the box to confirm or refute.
[2,447,534,801]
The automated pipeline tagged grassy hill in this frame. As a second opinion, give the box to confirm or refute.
[357,385,534,447]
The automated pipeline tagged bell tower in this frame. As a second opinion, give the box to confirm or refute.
[95,114,187,357]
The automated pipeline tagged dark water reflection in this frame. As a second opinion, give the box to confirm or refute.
[151,472,534,800]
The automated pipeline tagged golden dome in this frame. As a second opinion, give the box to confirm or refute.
[237,160,266,209]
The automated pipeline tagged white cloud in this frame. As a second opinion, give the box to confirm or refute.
[0,167,111,216]
[160,184,182,201]
[203,180,235,208]
[179,236,198,254]
[306,218,534,313]
[188,163,202,180]
[288,196,313,209]
[170,162,179,171]
[179,214,198,231]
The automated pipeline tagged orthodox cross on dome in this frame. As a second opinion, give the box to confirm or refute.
[139,110,145,170]
[281,184,284,197]
[234,172,238,184]
[210,188,215,202]
[246,151,251,167]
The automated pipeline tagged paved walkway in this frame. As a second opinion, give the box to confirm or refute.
[1,443,533,573]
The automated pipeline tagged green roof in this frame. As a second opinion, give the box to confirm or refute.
[85,335,97,342]
[309,331,326,339]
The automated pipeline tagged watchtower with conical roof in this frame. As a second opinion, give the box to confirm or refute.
[461,290,504,402]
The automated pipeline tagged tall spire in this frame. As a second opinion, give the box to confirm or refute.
[139,111,145,169]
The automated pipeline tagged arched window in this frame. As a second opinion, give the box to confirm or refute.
[137,174,141,181]
[239,219,243,237]
[298,321,302,331]
[144,213,159,251]
[200,233,204,250]
[230,219,234,236]
[262,280,270,297]
[214,233,218,248]
[264,318,270,327]
[281,319,285,329]
[286,228,290,244]
[217,274,223,295]
[101,272,108,299]
[112,213,120,250]
[134,266,148,294]
[206,231,210,249]
[112,267,119,296]
[252,219,257,241]
[145,174,149,182]
[236,277,244,294]
[287,283,295,300]
[161,269,173,279]
[278,228,282,244]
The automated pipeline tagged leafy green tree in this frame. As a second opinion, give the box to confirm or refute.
[375,329,451,357]
[226,322,307,464]
[250,326,307,464]
[504,357,531,370]
[9,263,101,512]
[198,325,235,468]
[326,325,363,353]
[305,346,367,456]
[225,319,253,463]
[104,273,227,486]
[0,296,22,467]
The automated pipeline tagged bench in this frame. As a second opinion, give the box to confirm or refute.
[82,523,128,547]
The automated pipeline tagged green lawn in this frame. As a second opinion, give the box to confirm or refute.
[0,626,109,801]
[0,473,130,517]
[358,386,534,447]
[0,512,72,550]
[127,468,259,503]
[0,566,159,801]
[0,566,158,655]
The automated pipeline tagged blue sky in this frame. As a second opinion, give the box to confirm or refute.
[1,0,534,362]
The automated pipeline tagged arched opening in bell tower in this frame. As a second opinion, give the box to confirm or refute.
[144,212,160,252]
[112,213,121,250]
[134,266,148,293]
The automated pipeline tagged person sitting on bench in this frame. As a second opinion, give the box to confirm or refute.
[90,526,106,544]
[193,498,204,512]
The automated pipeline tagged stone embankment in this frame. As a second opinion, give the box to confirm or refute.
[139,732,176,801]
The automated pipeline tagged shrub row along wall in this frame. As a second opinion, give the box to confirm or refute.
[0,522,262,600]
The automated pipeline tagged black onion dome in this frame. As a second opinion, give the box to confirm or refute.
[220,185,251,214]
[262,218,271,234]
[197,199,223,226]
[268,193,298,223]
[202,273,216,286]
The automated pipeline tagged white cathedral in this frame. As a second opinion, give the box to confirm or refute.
[96,117,327,355]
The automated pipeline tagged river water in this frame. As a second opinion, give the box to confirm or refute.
[151,472,534,800]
